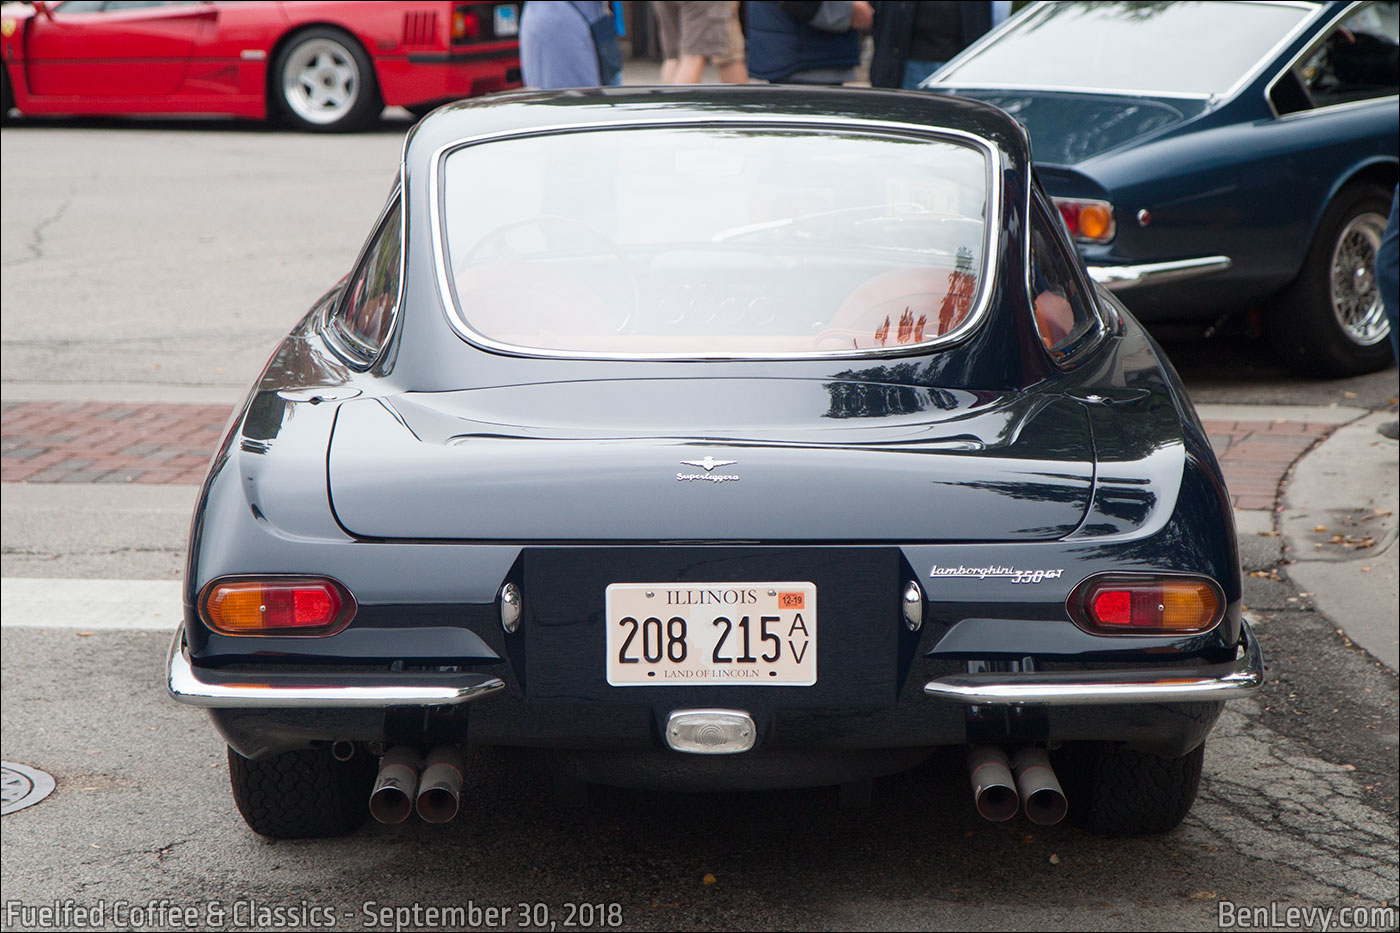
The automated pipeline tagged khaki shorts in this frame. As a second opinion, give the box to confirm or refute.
[653,1,742,62]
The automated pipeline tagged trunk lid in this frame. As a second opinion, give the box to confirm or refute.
[326,378,1094,542]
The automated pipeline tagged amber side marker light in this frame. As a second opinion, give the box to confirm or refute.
[1068,575,1223,635]
[201,578,355,636]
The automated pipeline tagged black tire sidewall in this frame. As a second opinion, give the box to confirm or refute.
[272,26,380,132]
[1269,184,1393,377]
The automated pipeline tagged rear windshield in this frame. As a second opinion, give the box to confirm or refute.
[440,126,992,357]
[934,1,1317,97]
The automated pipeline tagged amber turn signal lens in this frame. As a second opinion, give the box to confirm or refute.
[1077,204,1113,240]
[1069,575,1222,635]
[202,578,353,636]
[1052,197,1115,243]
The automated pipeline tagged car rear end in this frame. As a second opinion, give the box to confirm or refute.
[167,89,1260,838]
[371,1,522,108]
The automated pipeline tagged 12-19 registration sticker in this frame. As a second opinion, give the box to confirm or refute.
[605,582,816,686]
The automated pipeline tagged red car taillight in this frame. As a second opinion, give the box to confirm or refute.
[1053,197,1116,244]
[1068,574,1223,635]
[201,577,355,636]
[452,7,481,41]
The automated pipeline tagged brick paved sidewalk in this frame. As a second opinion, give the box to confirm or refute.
[2,401,231,485]
[1,400,1336,508]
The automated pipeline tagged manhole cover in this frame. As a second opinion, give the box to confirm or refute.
[1,762,56,815]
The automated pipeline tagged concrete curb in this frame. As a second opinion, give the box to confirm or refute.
[1279,411,1399,670]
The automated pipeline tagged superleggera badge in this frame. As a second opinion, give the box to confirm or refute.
[677,457,740,484]
[929,564,1064,584]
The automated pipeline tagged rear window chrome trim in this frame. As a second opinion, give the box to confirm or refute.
[427,116,1005,362]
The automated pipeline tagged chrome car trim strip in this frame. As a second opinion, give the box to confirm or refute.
[166,632,506,708]
[923,620,1263,706]
[1264,2,1390,120]
[320,183,407,371]
[1087,256,1233,291]
[426,116,1005,361]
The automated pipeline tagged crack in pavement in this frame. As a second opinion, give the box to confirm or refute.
[1191,698,1399,904]
[3,196,73,267]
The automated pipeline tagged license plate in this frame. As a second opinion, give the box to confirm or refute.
[605,582,816,687]
[493,4,519,37]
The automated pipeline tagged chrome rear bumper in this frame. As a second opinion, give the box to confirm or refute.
[1088,255,1232,291]
[924,620,1263,706]
[166,632,505,708]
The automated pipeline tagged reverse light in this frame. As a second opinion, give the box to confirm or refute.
[1053,197,1116,244]
[201,577,355,636]
[1068,574,1223,635]
[452,7,481,41]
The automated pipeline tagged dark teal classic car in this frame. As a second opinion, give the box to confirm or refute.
[927,0,1399,376]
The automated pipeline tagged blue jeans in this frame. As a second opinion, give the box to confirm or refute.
[902,59,944,90]
[1380,186,1399,365]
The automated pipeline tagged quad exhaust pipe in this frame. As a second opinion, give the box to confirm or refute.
[416,745,466,824]
[369,745,468,824]
[967,746,1020,822]
[966,745,1067,826]
[1010,746,1068,826]
[369,746,422,824]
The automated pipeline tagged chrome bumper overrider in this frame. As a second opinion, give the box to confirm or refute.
[1087,255,1232,291]
[166,632,506,708]
[924,620,1263,706]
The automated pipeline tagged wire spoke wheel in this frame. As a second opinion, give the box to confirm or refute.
[1329,211,1387,347]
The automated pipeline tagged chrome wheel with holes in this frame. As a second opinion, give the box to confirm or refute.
[273,29,379,132]
[1329,211,1388,347]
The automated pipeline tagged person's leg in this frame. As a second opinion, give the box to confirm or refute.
[671,54,707,84]
[1378,186,1398,365]
[669,0,731,84]
[901,59,943,90]
[713,2,748,84]
[652,1,682,84]
[1377,186,1398,439]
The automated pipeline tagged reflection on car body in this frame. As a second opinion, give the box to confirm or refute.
[166,87,1261,841]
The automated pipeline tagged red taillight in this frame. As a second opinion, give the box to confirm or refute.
[201,578,354,636]
[452,7,481,40]
[1069,575,1223,635]
[1053,197,1115,243]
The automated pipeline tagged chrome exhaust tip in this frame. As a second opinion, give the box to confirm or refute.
[967,745,1019,822]
[1011,747,1067,826]
[415,745,466,824]
[369,746,421,824]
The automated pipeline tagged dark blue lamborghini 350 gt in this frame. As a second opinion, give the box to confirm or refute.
[168,88,1262,839]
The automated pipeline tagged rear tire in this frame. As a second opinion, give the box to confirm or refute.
[227,745,376,838]
[1066,741,1204,835]
[272,27,381,132]
[1268,184,1393,376]
[1,66,14,122]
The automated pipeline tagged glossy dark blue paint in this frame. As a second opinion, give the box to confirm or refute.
[184,89,1242,780]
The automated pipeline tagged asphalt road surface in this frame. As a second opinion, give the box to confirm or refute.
[2,114,1398,933]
